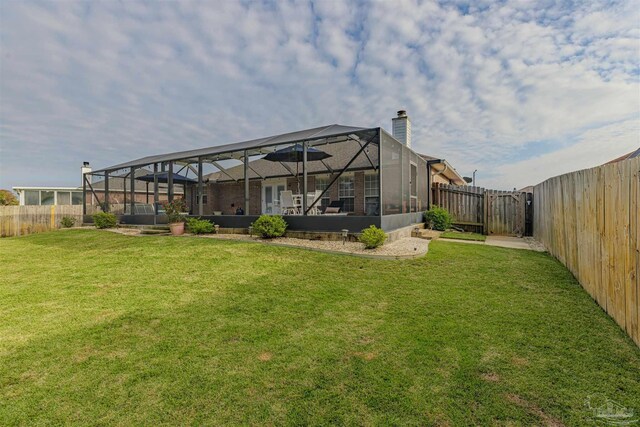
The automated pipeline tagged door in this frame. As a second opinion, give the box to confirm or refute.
[485,191,526,236]
[262,180,286,214]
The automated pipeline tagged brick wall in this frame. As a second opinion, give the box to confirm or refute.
[205,172,378,216]
[91,191,169,205]
[285,176,316,195]
[208,181,261,215]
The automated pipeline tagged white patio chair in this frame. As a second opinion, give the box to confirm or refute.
[306,190,323,215]
[280,190,299,215]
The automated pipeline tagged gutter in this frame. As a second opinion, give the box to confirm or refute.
[433,162,448,179]
[426,159,465,185]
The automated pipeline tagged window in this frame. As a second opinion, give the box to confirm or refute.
[410,163,417,196]
[201,194,208,205]
[314,175,331,208]
[364,173,380,215]
[338,174,354,212]
[57,191,71,205]
[72,192,83,205]
[24,190,39,205]
[41,191,55,205]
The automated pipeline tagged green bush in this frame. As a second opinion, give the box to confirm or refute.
[163,199,187,223]
[93,212,117,229]
[0,189,19,206]
[60,216,76,228]
[186,217,214,234]
[359,225,387,249]
[424,206,452,231]
[251,215,287,238]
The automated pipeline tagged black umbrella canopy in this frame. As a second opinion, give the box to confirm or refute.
[264,144,332,163]
[136,172,197,185]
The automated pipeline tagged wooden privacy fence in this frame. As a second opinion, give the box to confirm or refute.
[0,205,84,237]
[432,183,532,236]
[534,157,639,346]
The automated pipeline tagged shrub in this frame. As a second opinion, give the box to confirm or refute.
[424,206,452,231]
[0,189,18,206]
[359,225,387,249]
[186,217,214,234]
[60,216,76,228]
[251,215,287,238]
[163,199,187,223]
[93,212,117,229]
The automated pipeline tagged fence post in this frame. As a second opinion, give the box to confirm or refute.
[483,190,489,235]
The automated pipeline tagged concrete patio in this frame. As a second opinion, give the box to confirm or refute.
[440,235,545,252]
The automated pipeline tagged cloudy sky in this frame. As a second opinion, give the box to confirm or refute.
[1,0,638,190]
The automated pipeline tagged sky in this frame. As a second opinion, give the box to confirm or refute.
[0,0,638,191]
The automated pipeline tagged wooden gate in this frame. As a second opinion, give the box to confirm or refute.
[431,183,531,236]
[484,191,526,236]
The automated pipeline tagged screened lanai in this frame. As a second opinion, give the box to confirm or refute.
[83,124,430,232]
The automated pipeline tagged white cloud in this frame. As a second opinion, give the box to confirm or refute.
[487,119,639,190]
[0,0,638,190]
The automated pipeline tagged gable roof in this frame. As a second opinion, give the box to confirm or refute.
[89,122,467,186]
[418,153,466,185]
[92,124,369,173]
[206,139,378,182]
[605,147,640,164]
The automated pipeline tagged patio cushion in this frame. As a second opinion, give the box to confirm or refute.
[324,207,340,214]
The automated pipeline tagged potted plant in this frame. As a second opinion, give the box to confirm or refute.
[163,199,187,235]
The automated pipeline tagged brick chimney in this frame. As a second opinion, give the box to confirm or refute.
[392,110,411,148]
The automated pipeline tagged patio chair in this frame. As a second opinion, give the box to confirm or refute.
[323,200,347,215]
[280,190,299,215]
[306,190,323,215]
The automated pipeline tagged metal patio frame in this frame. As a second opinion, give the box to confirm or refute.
[83,125,429,231]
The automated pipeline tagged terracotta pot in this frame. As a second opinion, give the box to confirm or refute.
[169,222,185,236]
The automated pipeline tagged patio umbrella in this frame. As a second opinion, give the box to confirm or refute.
[136,172,198,207]
[136,172,197,185]
[264,144,331,192]
[264,144,332,163]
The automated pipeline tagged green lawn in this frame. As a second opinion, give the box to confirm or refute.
[1,230,638,426]
[441,231,487,241]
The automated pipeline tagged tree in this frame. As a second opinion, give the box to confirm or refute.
[0,189,19,206]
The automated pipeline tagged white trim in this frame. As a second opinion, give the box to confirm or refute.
[261,178,287,214]
[13,186,81,191]
[12,186,181,194]
[313,174,332,208]
[363,171,380,213]
[338,173,355,212]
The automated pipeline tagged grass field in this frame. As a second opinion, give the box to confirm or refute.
[1,230,638,425]
[440,231,487,241]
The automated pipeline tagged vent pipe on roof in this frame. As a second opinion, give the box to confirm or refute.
[392,110,411,148]
[81,162,91,186]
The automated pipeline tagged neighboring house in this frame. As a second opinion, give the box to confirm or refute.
[85,111,465,231]
[418,154,466,186]
[87,167,182,213]
[12,186,85,206]
[13,163,178,210]
[604,147,640,164]
[12,163,92,206]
